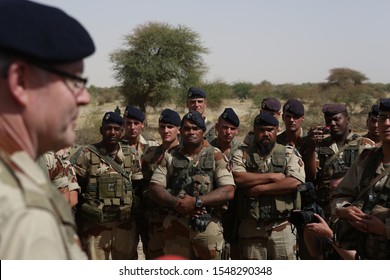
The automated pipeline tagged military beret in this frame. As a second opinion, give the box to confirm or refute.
[188,87,206,99]
[379,98,390,112]
[182,111,206,132]
[368,104,379,117]
[220,108,240,127]
[102,111,123,126]
[124,105,145,122]
[322,104,347,116]
[254,112,279,127]
[159,109,181,126]
[0,0,95,63]
[261,97,281,112]
[283,98,305,117]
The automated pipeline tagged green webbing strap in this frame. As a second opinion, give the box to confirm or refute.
[323,136,359,169]
[87,144,130,181]
[204,121,215,138]
[68,145,85,165]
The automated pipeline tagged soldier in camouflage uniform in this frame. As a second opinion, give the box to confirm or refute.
[141,109,181,259]
[186,87,216,142]
[362,104,381,146]
[0,0,94,259]
[38,150,81,208]
[121,105,159,259]
[277,98,308,155]
[243,97,282,146]
[209,108,241,259]
[304,104,375,220]
[331,98,390,259]
[149,111,235,259]
[74,112,138,260]
[231,112,305,260]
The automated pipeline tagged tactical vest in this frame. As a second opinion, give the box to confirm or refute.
[239,144,297,224]
[316,134,360,213]
[168,146,215,211]
[354,148,390,259]
[79,144,134,224]
[0,151,85,259]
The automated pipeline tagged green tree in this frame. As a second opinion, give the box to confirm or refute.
[110,21,208,112]
[326,67,368,88]
[232,82,254,100]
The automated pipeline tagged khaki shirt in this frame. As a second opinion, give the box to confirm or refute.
[150,142,235,189]
[130,135,159,181]
[231,144,306,183]
[0,151,87,259]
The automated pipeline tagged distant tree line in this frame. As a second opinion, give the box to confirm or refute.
[87,21,390,134]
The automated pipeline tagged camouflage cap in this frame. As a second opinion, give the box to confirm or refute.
[322,104,347,116]
[283,98,304,117]
[182,111,206,131]
[102,111,123,126]
[261,97,281,113]
[187,87,206,99]
[379,98,390,112]
[254,112,279,127]
[220,107,240,127]
[159,108,181,126]
[124,105,145,122]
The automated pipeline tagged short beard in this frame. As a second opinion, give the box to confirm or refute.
[256,141,275,156]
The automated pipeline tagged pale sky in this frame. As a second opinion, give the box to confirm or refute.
[36,0,390,87]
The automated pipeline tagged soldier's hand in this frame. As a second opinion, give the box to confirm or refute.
[174,194,196,215]
[307,127,328,146]
[270,173,286,182]
[244,185,260,198]
[357,215,386,236]
[304,214,333,238]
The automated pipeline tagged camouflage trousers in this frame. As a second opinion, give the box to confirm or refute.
[162,214,224,260]
[80,219,138,260]
[237,218,296,260]
[146,209,167,259]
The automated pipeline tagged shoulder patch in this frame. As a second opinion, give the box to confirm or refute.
[214,149,224,161]
[358,137,376,148]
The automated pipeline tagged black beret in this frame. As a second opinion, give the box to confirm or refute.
[159,109,181,126]
[124,105,145,122]
[188,87,206,99]
[322,104,347,116]
[379,98,390,112]
[368,104,379,117]
[261,97,281,112]
[0,0,95,63]
[254,112,279,127]
[220,108,240,127]
[102,111,123,126]
[283,98,304,117]
[182,111,206,132]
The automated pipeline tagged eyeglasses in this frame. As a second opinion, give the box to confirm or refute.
[33,63,88,96]
[378,115,390,122]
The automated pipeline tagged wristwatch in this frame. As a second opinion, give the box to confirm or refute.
[195,196,203,208]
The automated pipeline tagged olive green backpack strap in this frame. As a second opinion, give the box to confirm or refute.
[87,144,130,181]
